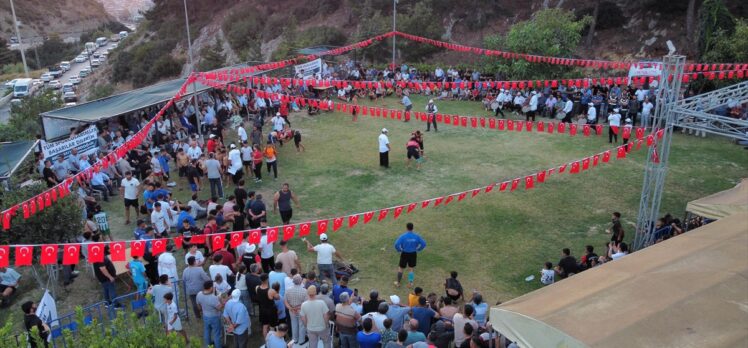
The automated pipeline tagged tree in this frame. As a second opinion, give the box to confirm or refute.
[0,89,62,142]
[397,0,444,62]
[697,0,735,61]
[0,183,82,247]
[483,9,591,80]
[197,39,227,72]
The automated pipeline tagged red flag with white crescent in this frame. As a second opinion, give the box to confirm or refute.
[40,244,58,265]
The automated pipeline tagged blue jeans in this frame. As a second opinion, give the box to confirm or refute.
[209,178,223,198]
[203,315,222,348]
[339,332,358,348]
[102,281,117,305]
[290,310,306,343]
[317,264,337,286]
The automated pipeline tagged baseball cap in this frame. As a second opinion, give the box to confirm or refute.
[209,134,216,139]
[320,233,328,241]
[625,118,632,123]
[230,144,236,149]
[381,128,388,133]
[276,112,281,116]
[588,102,594,106]
[390,295,400,304]
[428,99,434,103]
[613,108,620,112]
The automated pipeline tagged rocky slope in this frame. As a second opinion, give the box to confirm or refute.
[0,0,116,43]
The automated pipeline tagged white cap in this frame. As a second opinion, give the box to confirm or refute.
[500,88,505,92]
[531,90,537,95]
[231,289,241,300]
[230,144,236,149]
[588,102,594,106]
[390,295,400,304]
[613,108,620,112]
[429,99,434,103]
[625,118,632,123]
[320,233,328,241]
[276,112,281,116]
[381,128,388,133]
[209,134,216,139]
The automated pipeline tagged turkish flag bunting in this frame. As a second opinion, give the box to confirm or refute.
[656,129,665,140]
[485,184,495,193]
[525,121,532,132]
[130,241,145,257]
[583,124,590,136]
[110,241,126,261]
[499,182,509,191]
[0,246,8,267]
[283,225,296,240]
[472,189,481,197]
[407,203,418,213]
[266,227,279,244]
[511,178,520,191]
[570,124,578,136]
[363,211,375,223]
[88,243,105,263]
[593,154,600,166]
[63,245,80,265]
[647,134,655,146]
[393,206,404,219]
[191,234,206,245]
[537,170,547,183]
[537,121,544,132]
[444,195,454,205]
[433,197,444,206]
[557,122,565,134]
[525,176,535,190]
[14,246,32,266]
[421,200,430,208]
[299,223,312,237]
[570,161,581,174]
[547,122,554,134]
[348,215,359,228]
[174,236,184,250]
[582,157,591,170]
[378,209,389,221]
[652,148,660,163]
[317,220,329,234]
[458,192,467,201]
[636,127,645,140]
[498,119,505,130]
[230,232,244,248]
[152,239,167,256]
[603,150,611,162]
[40,244,58,265]
[3,210,12,230]
[597,124,604,135]
[332,217,344,231]
[507,120,514,131]
[622,127,631,139]
[248,229,262,244]
[617,146,627,159]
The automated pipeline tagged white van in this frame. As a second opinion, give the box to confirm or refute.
[96,37,108,47]
[85,42,96,52]
[13,78,33,98]
[60,61,71,72]
[119,31,128,39]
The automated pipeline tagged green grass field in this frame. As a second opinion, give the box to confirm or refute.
[6,94,742,344]
[97,94,748,303]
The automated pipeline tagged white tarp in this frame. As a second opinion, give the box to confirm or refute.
[295,58,322,80]
[41,125,98,162]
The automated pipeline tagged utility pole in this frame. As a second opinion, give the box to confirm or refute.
[9,0,29,78]
[183,0,200,137]
[33,39,41,70]
[392,0,397,70]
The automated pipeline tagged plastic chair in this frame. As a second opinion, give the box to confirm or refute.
[223,322,235,346]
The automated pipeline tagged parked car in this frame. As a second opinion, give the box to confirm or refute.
[4,79,19,89]
[61,83,74,93]
[60,61,71,72]
[63,91,77,103]
[79,69,90,78]
[74,55,86,63]
[48,80,62,89]
[48,66,63,79]
[40,73,53,82]
[68,76,80,85]
[32,79,43,87]
[92,52,100,59]
[91,59,101,67]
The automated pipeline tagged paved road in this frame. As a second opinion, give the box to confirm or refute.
[0,44,110,124]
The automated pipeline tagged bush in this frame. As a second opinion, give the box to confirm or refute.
[24,35,79,70]
[197,39,226,72]
[89,83,115,101]
[397,0,444,62]
[0,89,62,142]
[273,26,348,60]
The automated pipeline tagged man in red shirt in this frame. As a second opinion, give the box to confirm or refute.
[206,134,217,154]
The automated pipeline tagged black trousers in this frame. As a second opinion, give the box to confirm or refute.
[379,151,389,168]
[494,106,506,118]
[609,127,618,143]
[526,110,536,121]
[426,115,438,131]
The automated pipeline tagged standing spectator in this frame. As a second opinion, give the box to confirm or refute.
[163,293,189,343]
[269,262,288,298]
[304,233,344,286]
[205,153,223,199]
[335,292,361,348]
[22,301,50,348]
[301,285,331,348]
[385,330,409,348]
[152,275,173,321]
[183,256,210,318]
[332,276,354,305]
[186,160,201,193]
[641,96,654,127]
[158,244,179,284]
[257,273,281,338]
[252,144,264,183]
[403,319,426,346]
[197,281,223,348]
[119,171,140,224]
[248,194,267,229]
[223,289,250,348]
[401,94,413,122]
[208,254,233,287]
[0,267,21,307]
[471,293,488,326]
[358,317,382,348]
[184,244,205,266]
[393,222,427,288]
[265,324,290,348]
[411,296,439,336]
[363,302,389,333]
[452,305,477,347]
[608,108,622,143]
[285,274,309,345]
[257,227,274,273]
[228,143,244,185]
[150,202,170,237]
[378,128,390,169]
[277,240,301,275]
[128,255,148,299]
[425,99,438,132]
[386,295,410,332]
[264,142,278,180]
[93,249,121,308]
[274,183,300,225]
[362,290,384,314]
[527,91,538,121]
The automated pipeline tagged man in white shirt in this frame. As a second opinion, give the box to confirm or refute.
[378,128,390,169]
[187,194,207,220]
[435,67,444,81]
[425,99,438,132]
[610,242,629,260]
[227,143,243,185]
[271,112,285,134]
[186,141,202,161]
[304,233,344,286]
[562,97,574,122]
[119,171,140,224]
[641,97,654,128]
[527,91,539,121]
[209,253,233,283]
[259,226,276,273]
[586,102,597,124]
[608,108,622,143]
[158,245,179,282]
[237,123,248,143]
[151,202,169,237]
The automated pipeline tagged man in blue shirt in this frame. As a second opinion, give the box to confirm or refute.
[176,206,196,233]
[394,222,427,288]
[223,289,250,347]
[332,276,354,304]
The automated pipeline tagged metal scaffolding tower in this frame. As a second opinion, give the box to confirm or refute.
[633,55,686,251]
[672,81,748,141]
